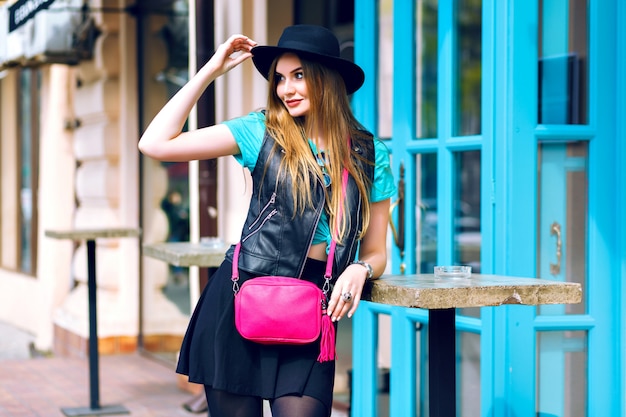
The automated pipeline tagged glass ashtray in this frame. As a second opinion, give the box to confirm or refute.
[200,236,224,248]
[434,265,472,279]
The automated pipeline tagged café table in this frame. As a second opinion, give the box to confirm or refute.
[358,273,582,417]
[142,240,229,412]
[142,240,227,269]
[45,228,141,417]
[143,240,230,306]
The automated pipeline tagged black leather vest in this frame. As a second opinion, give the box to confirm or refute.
[225,131,375,279]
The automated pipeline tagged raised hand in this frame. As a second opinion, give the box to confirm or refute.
[208,34,258,77]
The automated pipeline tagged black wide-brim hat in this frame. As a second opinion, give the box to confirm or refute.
[252,25,365,95]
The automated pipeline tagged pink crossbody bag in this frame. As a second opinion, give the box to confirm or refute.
[231,168,348,363]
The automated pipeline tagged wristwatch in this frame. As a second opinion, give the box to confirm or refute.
[352,260,374,279]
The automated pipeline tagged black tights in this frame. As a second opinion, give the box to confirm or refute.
[204,386,329,417]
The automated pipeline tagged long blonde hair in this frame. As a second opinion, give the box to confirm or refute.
[264,54,373,242]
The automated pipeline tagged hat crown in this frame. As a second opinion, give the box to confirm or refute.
[251,24,365,94]
[276,25,340,58]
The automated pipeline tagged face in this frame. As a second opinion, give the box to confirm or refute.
[275,53,310,117]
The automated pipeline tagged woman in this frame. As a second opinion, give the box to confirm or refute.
[139,25,395,417]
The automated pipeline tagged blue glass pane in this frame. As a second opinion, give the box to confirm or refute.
[538,0,588,125]
[416,0,438,139]
[537,331,588,415]
[455,0,482,136]
[416,153,438,273]
[454,151,481,272]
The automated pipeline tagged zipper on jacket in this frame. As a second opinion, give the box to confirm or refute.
[242,209,278,243]
[247,192,276,231]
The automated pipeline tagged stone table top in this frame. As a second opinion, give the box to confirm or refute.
[363,273,582,309]
[143,242,229,267]
[45,228,141,240]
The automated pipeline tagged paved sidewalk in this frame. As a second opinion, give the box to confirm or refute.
[0,321,191,416]
[0,354,192,417]
[0,322,349,417]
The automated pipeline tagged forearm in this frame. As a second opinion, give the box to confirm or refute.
[353,199,391,279]
[138,34,256,159]
[138,62,220,155]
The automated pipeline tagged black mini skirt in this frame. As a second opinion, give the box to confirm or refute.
[176,256,336,413]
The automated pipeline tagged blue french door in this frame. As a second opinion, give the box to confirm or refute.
[502,1,619,415]
[354,0,486,415]
[353,0,621,416]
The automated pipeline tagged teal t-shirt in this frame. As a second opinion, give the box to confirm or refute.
[223,111,396,246]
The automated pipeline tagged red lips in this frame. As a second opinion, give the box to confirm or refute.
[285,99,302,107]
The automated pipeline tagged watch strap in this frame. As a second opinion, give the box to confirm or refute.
[352,260,373,279]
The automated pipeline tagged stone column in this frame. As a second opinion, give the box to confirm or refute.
[51,0,189,357]
[35,65,76,351]
[138,5,190,348]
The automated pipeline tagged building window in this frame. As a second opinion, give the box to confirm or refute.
[20,68,40,274]
[19,68,40,275]
[1,68,40,275]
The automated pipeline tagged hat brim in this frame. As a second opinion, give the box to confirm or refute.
[252,46,365,95]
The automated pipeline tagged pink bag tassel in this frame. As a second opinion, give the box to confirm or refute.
[317,168,349,363]
[317,311,336,362]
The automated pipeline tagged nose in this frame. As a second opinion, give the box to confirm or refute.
[283,79,295,95]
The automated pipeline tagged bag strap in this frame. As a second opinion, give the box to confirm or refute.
[232,167,349,296]
[321,167,348,296]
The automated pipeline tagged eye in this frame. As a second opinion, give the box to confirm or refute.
[294,71,304,79]
[275,73,285,82]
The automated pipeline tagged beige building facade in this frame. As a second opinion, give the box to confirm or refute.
[0,0,294,358]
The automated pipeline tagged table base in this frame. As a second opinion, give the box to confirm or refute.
[61,404,129,416]
[429,308,456,417]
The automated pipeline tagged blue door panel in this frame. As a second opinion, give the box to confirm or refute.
[352,0,622,415]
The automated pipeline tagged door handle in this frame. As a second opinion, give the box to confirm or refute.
[389,163,405,258]
[549,221,562,276]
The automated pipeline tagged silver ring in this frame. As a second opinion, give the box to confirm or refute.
[342,291,353,303]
